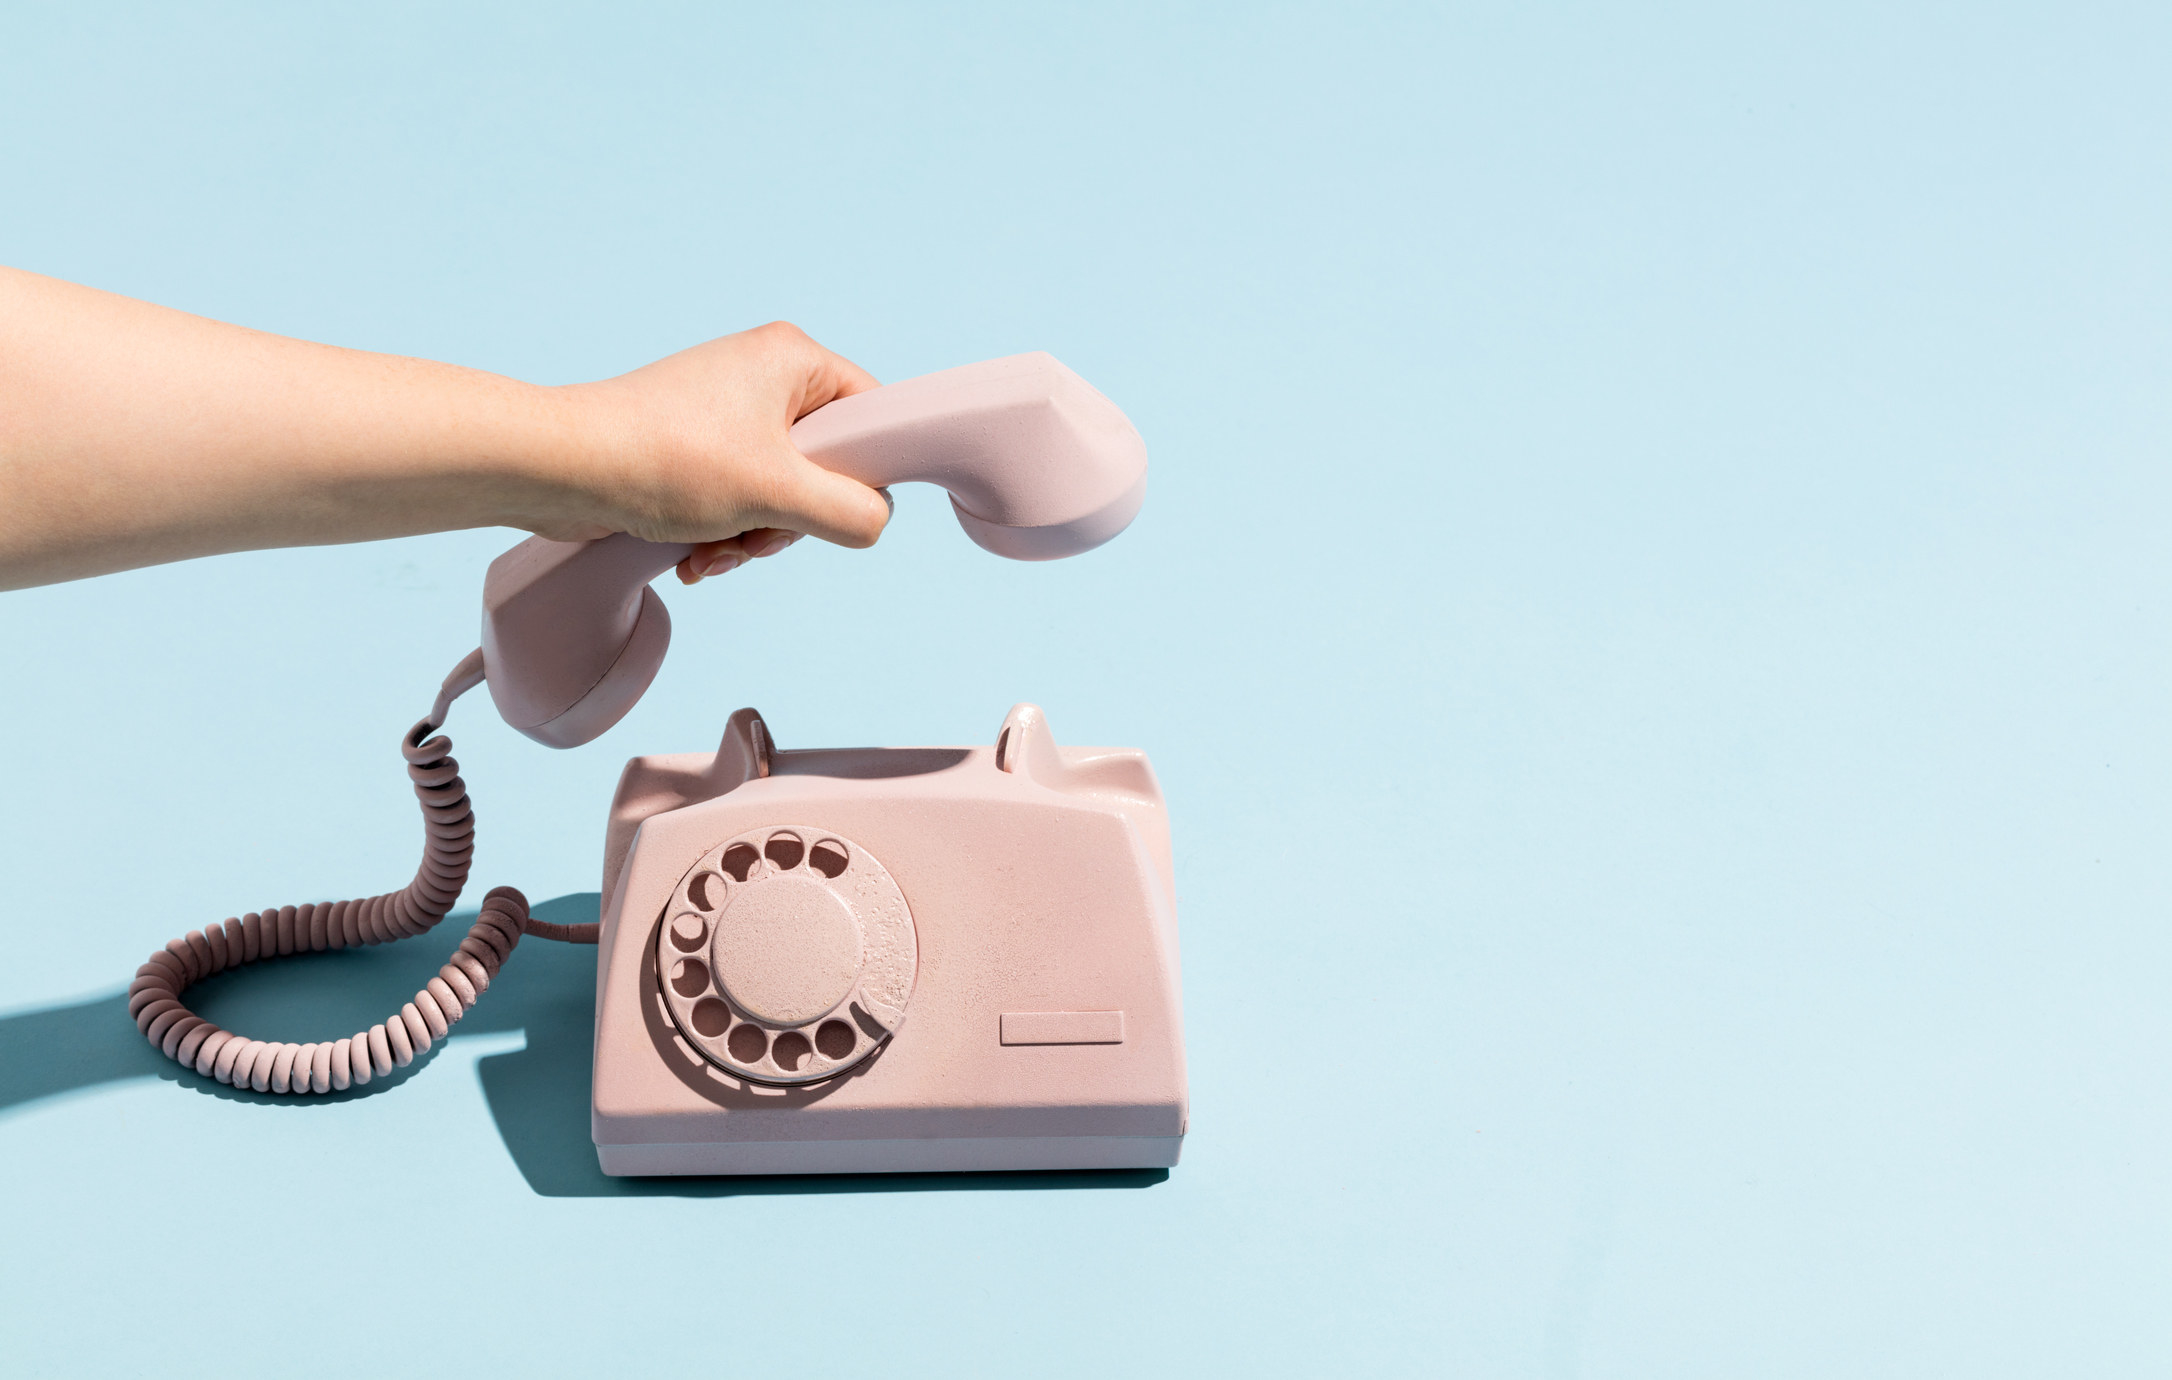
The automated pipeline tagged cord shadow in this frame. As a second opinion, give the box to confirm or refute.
[0,921,469,1114]
[0,988,171,1114]
[0,893,1167,1197]
[0,895,611,1116]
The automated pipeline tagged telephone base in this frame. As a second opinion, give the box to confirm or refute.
[593,705,1189,1179]
[596,1134,1183,1177]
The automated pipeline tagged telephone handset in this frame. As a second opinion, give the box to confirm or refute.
[481,351,1149,747]
[124,352,1188,1176]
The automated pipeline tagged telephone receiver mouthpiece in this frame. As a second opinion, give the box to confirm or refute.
[479,352,1147,748]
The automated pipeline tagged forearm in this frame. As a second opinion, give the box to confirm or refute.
[0,267,593,589]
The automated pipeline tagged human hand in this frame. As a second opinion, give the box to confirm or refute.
[531,321,893,585]
[0,268,895,591]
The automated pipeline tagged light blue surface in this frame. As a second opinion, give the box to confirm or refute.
[3,4,2169,1373]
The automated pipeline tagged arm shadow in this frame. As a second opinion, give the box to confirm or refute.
[0,892,1168,1200]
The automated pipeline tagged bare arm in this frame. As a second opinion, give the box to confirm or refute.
[0,267,891,591]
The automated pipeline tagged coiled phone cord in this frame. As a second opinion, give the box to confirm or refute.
[124,651,597,1096]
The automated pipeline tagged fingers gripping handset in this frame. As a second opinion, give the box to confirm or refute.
[479,352,1150,748]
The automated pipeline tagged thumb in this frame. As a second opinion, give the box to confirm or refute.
[755,447,892,549]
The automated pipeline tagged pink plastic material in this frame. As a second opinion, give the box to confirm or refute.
[789,351,1148,559]
[480,353,1148,748]
[654,824,916,1086]
[481,536,685,747]
[590,703,1187,1175]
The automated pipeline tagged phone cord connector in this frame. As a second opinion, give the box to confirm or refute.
[123,650,597,1096]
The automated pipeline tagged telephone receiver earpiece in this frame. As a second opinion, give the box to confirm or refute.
[479,352,1148,748]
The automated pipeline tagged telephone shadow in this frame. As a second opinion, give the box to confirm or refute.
[0,892,1166,1199]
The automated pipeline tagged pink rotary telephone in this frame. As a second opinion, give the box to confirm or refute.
[123,353,1189,1176]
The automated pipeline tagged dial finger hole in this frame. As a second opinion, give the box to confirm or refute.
[809,840,849,878]
[726,1022,768,1063]
[669,958,710,999]
[720,843,761,881]
[815,1019,855,1060]
[764,832,804,870]
[686,872,723,911]
[690,997,730,1037]
[669,914,708,952]
[772,1030,812,1072]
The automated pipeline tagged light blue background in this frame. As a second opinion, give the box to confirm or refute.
[3,3,2168,1374]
